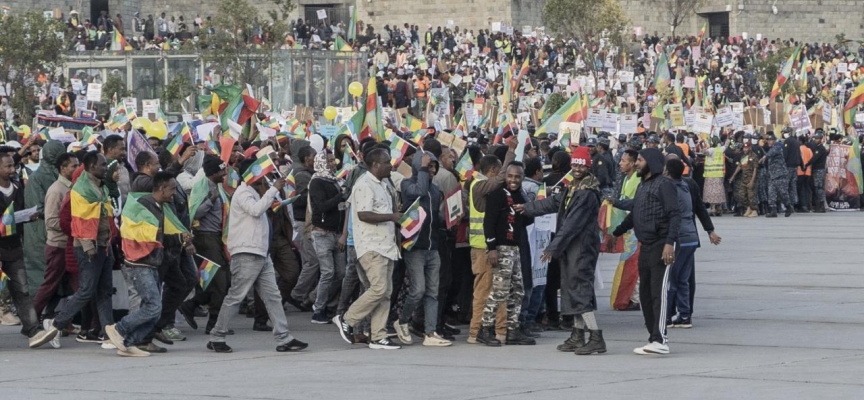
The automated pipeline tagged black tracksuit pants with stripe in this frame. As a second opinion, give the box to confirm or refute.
[638,239,670,344]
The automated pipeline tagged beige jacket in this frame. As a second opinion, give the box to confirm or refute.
[45,175,72,248]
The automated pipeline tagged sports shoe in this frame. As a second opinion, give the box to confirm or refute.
[369,337,401,350]
[153,330,174,345]
[162,327,186,341]
[394,322,413,345]
[423,333,453,347]
[333,314,355,344]
[43,319,61,348]
[466,336,478,344]
[633,342,669,355]
[311,312,331,324]
[206,341,233,353]
[252,321,272,331]
[101,339,117,349]
[0,310,21,326]
[442,323,461,335]
[137,342,167,353]
[670,316,692,329]
[353,333,370,344]
[117,347,150,357]
[28,328,59,349]
[76,329,102,343]
[276,338,308,352]
[178,301,199,330]
[105,324,128,352]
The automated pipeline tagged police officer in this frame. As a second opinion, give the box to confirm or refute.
[781,127,803,211]
[760,134,792,218]
[806,131,828,213]
[752,133,770,215]
[590,137,616,198]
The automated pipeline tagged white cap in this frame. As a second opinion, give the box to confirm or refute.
[5,141,21,149]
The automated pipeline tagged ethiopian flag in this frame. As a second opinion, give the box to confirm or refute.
[334,35,352,51]
[454,150,474,181]
[121,193,188,262]
[388,133,411,167]
[347,5,357,41]
[0,204,14,237]
[81,126,98,147]
[844,81,864,126]
[536,183,547,200]
[0,270,7,293]
[71,171,115,241]
[164,133,184,157]
[535,93,586,136]
[188,177,211,228]
[242,155,275,184]
[361,74,385,142]
[197,256,221,290]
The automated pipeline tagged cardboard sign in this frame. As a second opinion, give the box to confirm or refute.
[586,109,606,128]
[316,9,327,19]
[684,109,696,127]
[48,127,76,142]
[669,104,685,127]
[683,77,696,88]
[556,73,570,86]
[473,79,488,95]
[74,98,89,112]
[618,71,634,83]
[444,187,463,229]
[619,114,638,133]
[714,107,734,127]
[693,113,714,134]
[123,97,138,114]
[601,113,619,133]
[86,83,102,102]
[789,105,812,130]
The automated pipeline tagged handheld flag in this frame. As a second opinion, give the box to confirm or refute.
[556,171,575,187]
[0,204,14,237]
[80,126,98,147]
[0,270,7,293]
[536,183,547,201]
[388,133,412,167]
[242,155,275,185]
[197,256,221,291]
[454,150,474,181]
[271,195,301,212]
[399,198,427,239]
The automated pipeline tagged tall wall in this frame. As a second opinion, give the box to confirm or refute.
[620,0,864,43]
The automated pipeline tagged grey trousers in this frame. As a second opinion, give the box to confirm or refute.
[210,253,294,345]
[311,230,346,313]
[290,221,320,304]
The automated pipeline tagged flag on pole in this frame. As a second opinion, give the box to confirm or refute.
[535,92,586,136]
[536,183,547,200]
[164,133,184,157]
[697,22,707,46]
[271,195,301,212]
[80,126,98,147]
[844,81,864,126]
[653,51,671,89]
[556,171,575,187]
[388,133,412,167]
[197,256,221,290]
[334,35,353,51]
[398,198,427,240]
[348,6,357,41]
[454,150,474,181]
[242,156,275,184]
[770,43,803,102]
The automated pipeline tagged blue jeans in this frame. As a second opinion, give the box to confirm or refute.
[399,249,440,334]
[524,284,546,324]
[311,230,346,313]
[667,245,697,318]
[211,253,294,345]
[53,246,115,331]
[116,267,162,347]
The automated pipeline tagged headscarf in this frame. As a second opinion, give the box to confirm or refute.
[312,151,335,181]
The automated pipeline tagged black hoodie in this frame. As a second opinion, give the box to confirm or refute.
[613,148,681,245]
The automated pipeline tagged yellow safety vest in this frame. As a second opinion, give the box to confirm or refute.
[468,178,486,249]
[704,146,725,178]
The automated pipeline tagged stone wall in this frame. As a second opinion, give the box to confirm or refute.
[620,0,864,44]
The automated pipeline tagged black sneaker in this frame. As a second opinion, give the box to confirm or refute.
[276,338,309,352]
[252,321,271,331]
[442,323,462,335]
[333,314,354,344]
[311,312,332,324]
[670,316,692,329]
[178,302,199,330]
[369,337,401,350]
[153,330,175,345]
[206,341,233,353]
[283,296,309,312]
[76,329,102,343]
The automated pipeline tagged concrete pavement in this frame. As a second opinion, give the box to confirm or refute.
[1,212,863,399]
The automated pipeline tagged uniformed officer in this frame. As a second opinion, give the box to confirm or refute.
[760,134,792,218]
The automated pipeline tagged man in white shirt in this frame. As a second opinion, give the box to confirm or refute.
[334,148,403,350]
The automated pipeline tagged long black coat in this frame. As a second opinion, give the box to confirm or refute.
[523,175,601,315]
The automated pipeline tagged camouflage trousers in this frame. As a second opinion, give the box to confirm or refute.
[480,245,523,331]
[813,169,827,206]
[734,179,758,209]
[757,169,770,203]
[768,178,790,207]
[787,167,799,206]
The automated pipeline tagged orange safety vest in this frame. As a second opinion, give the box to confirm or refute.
[798,145,812,176]
[415,79,429,98]
[676,143,691,175]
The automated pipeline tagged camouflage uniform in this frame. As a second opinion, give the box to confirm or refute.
[734,155,759,209]
[753,146,770,204]
[480,245,523,331]
[766,144,790,207]
[786,167,799,206]
[813,168,827,206]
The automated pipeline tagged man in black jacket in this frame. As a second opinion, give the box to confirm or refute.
[806,132,828,212]
[781,128,803,210]
[592,138,616,197]
[612,148,680,355]
[308,151,345,324]
[290,145,319,310]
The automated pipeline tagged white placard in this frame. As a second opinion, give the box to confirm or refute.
[618,71,634,83]
[683,77,696,88]
[730,102,744,114]
[714,107,734,127]
[449,74,463,87]
[822,105,832,123]
[123,97,137,113]
[86,83,102,102]
[196,122,219,141]
[491,22,502,32]
[585,109,606,128]
[534,214,556,232]
[70,78,83,92]
[48,127,76,142]
[693,113,714,133]
[601,113,619,133]
[620,114,638,133]
[142,99,160,115]
[556,73,569,86]
[684,109,696,127]
[857,113,864,123]
[316,9,327,19]
[837,63,848,74]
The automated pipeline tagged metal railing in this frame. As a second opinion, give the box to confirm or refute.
[64,49,368,116]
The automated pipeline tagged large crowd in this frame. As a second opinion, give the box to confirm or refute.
[0,11,863,358]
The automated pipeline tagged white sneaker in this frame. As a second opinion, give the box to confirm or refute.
[423,333,453,347]
[43,319,61,349]
[634,342,669,355]
[0,311,21,326]
[116,347,150,357]
[105,324,128,351]
[394,322,413,345]
[369,337,402,350]
[101,342,117,350]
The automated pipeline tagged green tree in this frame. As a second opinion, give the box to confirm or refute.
[162,74,195,113]
[664,0,704,36]
[543,92,567,122]
[201,0,292,88]
[753,46,794,98]
[0,12,66,122]
[543,0,630,81]
[101,74,132,104]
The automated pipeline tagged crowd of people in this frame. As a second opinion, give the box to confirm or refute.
[2,10,864,359]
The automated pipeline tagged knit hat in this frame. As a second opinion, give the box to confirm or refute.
[202,154,226,176]
[571,146,592,168]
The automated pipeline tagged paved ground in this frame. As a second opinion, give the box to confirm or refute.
[1,212,863,399]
